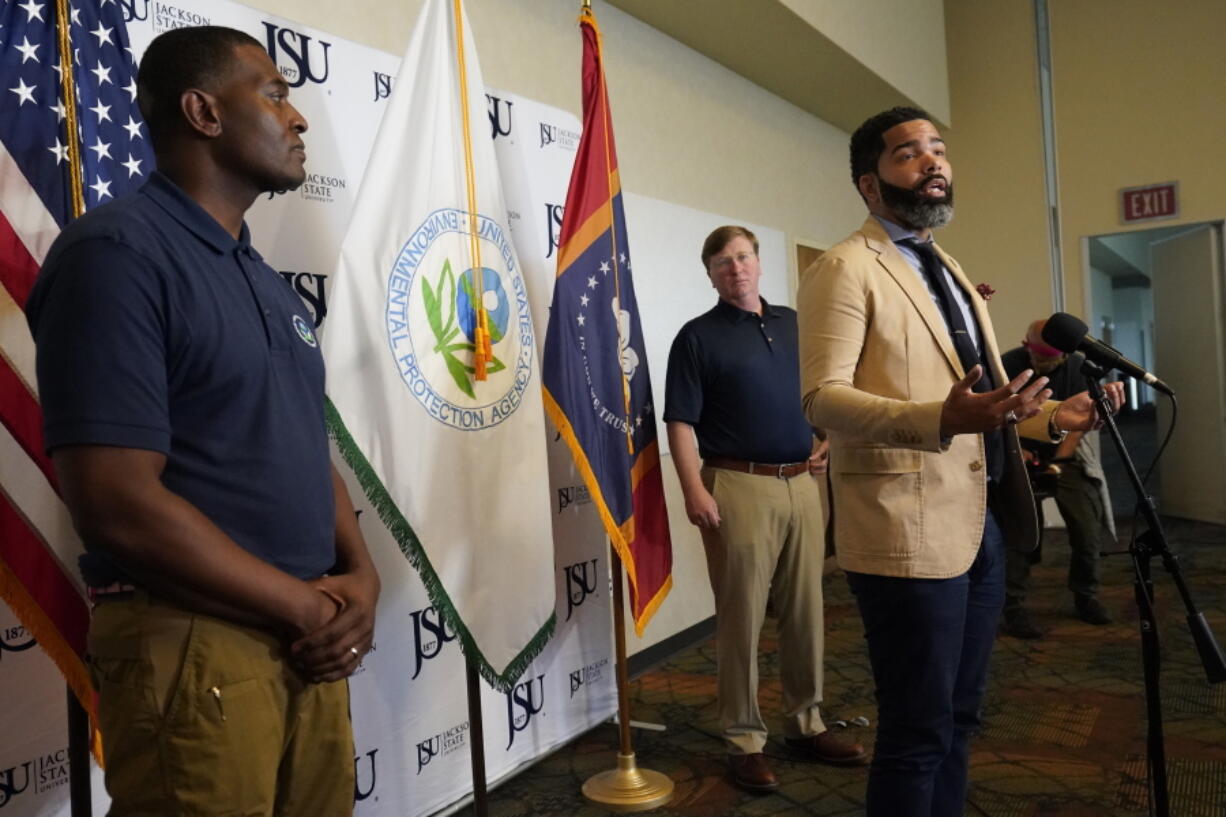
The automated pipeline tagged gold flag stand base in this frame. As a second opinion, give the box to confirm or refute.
[582,752,674,812]
[581,543,674,812]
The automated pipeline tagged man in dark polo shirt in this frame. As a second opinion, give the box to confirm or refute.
[664,225,867,793]
[25,27,378,816]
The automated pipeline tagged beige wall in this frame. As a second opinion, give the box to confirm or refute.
[1050,0,1226,316]
[940,0,1050,350]
[781,0,950,124]
[943,0,1226,346]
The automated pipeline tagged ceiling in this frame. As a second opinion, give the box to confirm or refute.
[605,0,938,133]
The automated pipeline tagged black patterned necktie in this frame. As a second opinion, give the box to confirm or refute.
[900,238,1004,481]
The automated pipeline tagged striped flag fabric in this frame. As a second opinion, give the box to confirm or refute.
[322,0,556,689]
[541,7,672,636]
[1,0,154,714]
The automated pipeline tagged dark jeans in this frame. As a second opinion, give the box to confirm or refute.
[1006,461,1108,604]
[846,509,1006,817]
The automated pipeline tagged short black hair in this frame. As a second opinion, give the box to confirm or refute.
[849,106,934,189]
[137,25,264,149]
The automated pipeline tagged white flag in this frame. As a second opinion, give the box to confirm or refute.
[322,0,555,689]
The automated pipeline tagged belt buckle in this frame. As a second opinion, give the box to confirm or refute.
[776,463,788,479]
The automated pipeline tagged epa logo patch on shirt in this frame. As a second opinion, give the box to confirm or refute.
[293,314,318,347]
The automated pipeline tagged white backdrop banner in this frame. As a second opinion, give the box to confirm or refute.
[0,2,615,816]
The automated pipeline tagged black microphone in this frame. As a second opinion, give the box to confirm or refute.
[1042,312,1173,395]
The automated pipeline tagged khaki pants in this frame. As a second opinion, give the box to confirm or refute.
[89,592,355,817]
[700,466,827,755]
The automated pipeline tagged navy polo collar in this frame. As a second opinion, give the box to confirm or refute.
[142,171,260,259]
[715,296,783,324]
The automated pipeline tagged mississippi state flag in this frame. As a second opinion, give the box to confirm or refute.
[541,7,671,635]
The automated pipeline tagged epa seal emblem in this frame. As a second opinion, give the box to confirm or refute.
[385,208,534,430]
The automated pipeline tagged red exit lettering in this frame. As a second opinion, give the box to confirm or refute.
[1121,183,1178,223]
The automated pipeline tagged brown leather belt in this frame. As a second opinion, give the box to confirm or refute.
[706,457,808,479]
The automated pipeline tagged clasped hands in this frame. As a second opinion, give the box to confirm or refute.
[940,364,1126,438]
[288,569,381,684]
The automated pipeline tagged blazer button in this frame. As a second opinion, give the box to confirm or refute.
[969,461,983,472]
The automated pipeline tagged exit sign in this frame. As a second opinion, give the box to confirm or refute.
[1120,181,1179,224]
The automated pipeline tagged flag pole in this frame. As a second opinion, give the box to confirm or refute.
[464,660,490,817]
[580,542,673,811]
[54,0,86,220]
[55,2,94,814]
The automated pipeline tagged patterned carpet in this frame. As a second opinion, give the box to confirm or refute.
[462,516,1226,817]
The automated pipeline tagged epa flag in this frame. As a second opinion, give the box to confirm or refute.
[541,7,671,636]
[323,0,555,689]
[1,0,153,731]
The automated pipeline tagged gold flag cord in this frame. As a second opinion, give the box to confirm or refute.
[55,0,85,219]
[453,0,491,380]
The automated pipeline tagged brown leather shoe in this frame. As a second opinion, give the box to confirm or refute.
[728,752,779,793]
[785,731,870,766]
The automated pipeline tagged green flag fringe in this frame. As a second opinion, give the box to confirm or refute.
[325,397,556,693]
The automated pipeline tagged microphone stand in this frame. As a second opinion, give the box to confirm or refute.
[1081,359,1226,817]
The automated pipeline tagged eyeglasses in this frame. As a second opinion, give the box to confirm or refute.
[710,252,756,272]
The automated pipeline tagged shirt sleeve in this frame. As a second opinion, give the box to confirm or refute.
[30,237,174,454]
[662,326,703,426]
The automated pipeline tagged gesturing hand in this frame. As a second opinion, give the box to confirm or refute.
[940,365,1052,437]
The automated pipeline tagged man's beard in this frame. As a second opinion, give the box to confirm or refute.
[879,175,955,230]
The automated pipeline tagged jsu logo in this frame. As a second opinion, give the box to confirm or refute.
[0,623,36,661]
[505,674,545,749]
[539,122,579,151]
[373,71,394,102]
[263,23,332,87]
[410,605,457,680]
[416,722,468,773]
[569,657,609,699]
[556,483,590,514]
[544,203,564,260]
[0,750,67,804]
[119,0,150,22]
[487,94,513,140]
[278,271,328,329]
[562,558,600,622]
[416,735,441,774]
[148,2,209,32]
[353,749,377,802]
[0,762,30,808]
[299,173,347,205]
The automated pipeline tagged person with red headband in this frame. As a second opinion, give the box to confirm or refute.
[999,319,1117,638]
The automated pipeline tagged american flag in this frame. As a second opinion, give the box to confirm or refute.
[0,0,153,721]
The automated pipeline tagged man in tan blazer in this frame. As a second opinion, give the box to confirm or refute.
[797,107,1122,817]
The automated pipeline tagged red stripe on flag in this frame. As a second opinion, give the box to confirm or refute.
[0,494,88,655]
[627,456,672,629]
[555,18,617,250]
[0,355,57,491]
[0,209,42,308]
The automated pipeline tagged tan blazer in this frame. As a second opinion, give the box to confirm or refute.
[798,216,1052,578]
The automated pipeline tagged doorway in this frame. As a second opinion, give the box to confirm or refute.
[1083,222,1226,524]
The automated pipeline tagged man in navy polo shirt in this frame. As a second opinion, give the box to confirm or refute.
[664,225,868,793]
[26,26,379,816]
